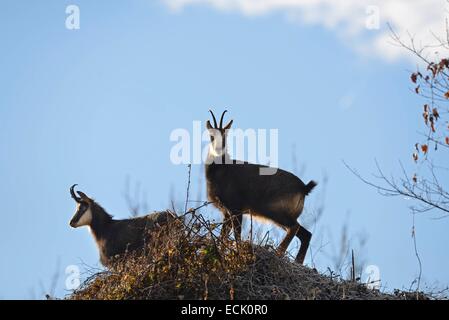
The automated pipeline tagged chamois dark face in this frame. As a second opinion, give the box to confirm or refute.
[207,110,233,159]
[69,184,93,228]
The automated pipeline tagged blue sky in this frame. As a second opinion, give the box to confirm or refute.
[1,0,449,299]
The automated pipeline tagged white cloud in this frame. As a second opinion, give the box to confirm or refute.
[163,0,449,62]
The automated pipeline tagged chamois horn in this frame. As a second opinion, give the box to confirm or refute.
[70,184,81,203]
[219,110,228,128]
[209,110,218,128]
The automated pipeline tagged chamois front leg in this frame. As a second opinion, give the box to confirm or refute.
[220,211,232,240]
[230,212,243,242]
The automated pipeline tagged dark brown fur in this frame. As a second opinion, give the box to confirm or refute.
[87,202,173,267]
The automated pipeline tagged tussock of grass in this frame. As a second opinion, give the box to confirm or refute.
[69,210,427,300]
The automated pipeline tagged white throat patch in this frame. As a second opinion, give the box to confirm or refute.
[209,143,225,158]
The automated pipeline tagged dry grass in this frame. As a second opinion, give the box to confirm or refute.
[69,210,428,300]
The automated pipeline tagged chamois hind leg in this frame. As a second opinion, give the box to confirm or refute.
[277,223,300,256]
[295,225,312,265]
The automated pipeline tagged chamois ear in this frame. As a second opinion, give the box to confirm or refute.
[223,120,233,130]
[76,191,90,201]
[206,120,213,130]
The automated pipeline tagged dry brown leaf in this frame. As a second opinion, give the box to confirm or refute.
[421,144,429,154]
[432,108,440,120]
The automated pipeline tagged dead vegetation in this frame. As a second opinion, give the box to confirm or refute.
[68,205,431,300]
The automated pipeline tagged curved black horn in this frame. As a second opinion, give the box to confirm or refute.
[219,110,228,128]
[209,110,218,128]
[70,184,81,202]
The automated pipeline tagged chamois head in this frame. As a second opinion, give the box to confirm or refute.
[69,184,93,228]
[206,110,233,158]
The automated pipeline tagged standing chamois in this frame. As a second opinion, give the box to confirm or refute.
[205,110,317,264]
[69,184,175,267]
